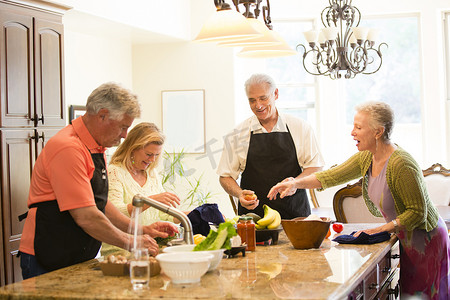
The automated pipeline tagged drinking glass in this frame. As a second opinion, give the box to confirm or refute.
[129,248,150,290]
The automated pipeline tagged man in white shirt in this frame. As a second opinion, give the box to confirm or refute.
[217,73,324,219]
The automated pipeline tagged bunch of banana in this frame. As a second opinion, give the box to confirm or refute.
[256,205,281,230]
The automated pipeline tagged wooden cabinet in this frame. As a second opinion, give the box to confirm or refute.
[0,0,69,286]
[0,3,65,128]
[0,129,35,284]
[348,240,400,300]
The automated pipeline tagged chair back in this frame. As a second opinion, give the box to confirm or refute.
[333,179,385,223]
[309,183,351,208]
[229,195,239,215]
[422,163,450,206]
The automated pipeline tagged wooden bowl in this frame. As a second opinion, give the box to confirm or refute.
[100,257,160,277]
[281,217,331,249]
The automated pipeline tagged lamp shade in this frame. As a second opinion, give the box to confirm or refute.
[352,27,369,40]
[318,32,326,44]
[367,29,380,42]
[218,18,282,47]
[194,9,262,43]
[322,27,339,41]
[303,30,319,43]
[237,32,296,58]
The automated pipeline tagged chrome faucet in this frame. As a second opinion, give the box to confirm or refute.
[132,194,194,244]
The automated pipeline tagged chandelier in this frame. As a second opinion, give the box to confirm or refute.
[298,0,388,79]
[194,0,296,58]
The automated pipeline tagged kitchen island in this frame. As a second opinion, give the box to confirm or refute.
[0,224,399,300]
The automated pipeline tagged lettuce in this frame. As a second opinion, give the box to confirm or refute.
[193,221,237,251]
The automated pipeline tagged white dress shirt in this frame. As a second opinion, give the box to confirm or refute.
[217,113,325,180]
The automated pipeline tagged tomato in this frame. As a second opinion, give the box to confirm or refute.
[332,223,344,233]
[244,194,257,201]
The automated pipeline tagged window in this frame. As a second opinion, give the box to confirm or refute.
[342,15,423,161]
[445,12,450,101]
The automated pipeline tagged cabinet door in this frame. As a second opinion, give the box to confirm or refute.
[0,129,35,284]
[35,128,61,155]
[34,17,65,127]
[0,7,35,128]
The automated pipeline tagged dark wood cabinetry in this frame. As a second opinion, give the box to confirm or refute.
[348,240,400,300]
[0,0,69,286]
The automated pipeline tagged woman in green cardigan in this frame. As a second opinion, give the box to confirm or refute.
[268,101,449,299]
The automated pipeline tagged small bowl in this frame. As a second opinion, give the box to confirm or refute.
[224,245,246,257]
[156,252,213,284]
[256,227,283,244]
[163,244,225,271]
[281,217,331,249]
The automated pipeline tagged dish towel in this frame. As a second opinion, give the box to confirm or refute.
[332,231,391,244]
[187,203,225,236]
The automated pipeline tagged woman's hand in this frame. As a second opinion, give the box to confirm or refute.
[267,177,297,200]
[149,192,181,207]
[353,219,400,237]
[239,190,259,210]
[143,221,179,239]
[353,226,385,237]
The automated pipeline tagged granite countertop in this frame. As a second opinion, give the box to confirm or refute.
[0,224,397,300]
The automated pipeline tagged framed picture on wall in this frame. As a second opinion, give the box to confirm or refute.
[69,105,86,124]
[162,90,205,154]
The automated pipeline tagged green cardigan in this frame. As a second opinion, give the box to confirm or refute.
[315,148,439,232]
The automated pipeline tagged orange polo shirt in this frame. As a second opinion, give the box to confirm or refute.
[19,117,107,255]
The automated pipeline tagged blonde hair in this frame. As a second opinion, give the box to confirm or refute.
[85,82,141,120]
[110,122,165,171]
[355,101,394,141]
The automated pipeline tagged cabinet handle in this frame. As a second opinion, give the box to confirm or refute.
[382,266,391,273]
[391,254,400,259]
[369,283,379,290]
[38,132,45,142]
[30,114,44,125]
[30,130,39,141]
[388,284,399,297]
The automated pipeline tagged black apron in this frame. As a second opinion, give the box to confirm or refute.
[32,152,108,271]
[239,127,310,220]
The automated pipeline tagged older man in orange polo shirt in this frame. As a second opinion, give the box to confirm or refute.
[19,83,177,279]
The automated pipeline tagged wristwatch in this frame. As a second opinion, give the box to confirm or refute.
[392,219,399,234]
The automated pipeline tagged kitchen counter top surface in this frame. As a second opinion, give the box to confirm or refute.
[0,224,397,300]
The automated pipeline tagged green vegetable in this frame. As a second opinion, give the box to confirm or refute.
[155,235,176,246]
[193,221,237,251]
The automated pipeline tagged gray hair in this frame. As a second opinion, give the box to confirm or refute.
[244,73,277,96]
[85,82,141,120]
[355,101,394,141]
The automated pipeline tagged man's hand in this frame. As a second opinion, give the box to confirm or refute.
[137,234,159,256]
[239,190,259,210]
[143,221,178,239]
[267,177,297,200]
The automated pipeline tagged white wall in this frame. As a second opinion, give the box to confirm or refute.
[63,29,133,107]
[131,41,236,216]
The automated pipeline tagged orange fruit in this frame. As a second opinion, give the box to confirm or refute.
[244,194,257,201]
[193,234,206,245]
[325,228,331,239]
